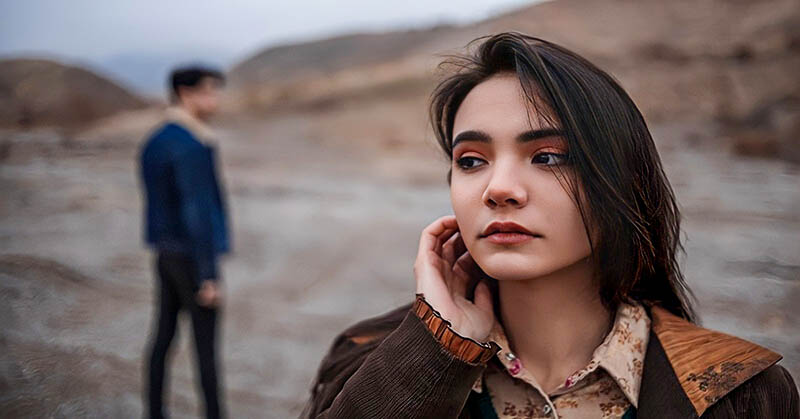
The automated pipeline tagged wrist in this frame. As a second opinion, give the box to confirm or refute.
[412,293,498,364]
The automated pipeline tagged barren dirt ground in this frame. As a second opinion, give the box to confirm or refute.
[1,112,798,418]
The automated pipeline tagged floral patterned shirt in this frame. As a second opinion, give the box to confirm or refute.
[472,302,651,419]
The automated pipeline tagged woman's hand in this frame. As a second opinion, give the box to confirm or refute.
[414,215,496,342]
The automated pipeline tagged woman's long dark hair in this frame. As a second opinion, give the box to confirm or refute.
[430,32,696,322]
[303,32,699,418]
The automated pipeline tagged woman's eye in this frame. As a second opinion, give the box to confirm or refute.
[456,156,486,170]
[532,152,568,166]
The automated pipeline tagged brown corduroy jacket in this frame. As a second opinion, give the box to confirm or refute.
[302,301,799,418]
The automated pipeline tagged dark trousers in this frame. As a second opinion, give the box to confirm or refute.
[146,252,222,419]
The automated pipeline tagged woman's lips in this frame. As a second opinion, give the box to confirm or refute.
[480,221,541,245]
[484,232,537,245]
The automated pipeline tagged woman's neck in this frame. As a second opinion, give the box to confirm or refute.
[497,257,613,393]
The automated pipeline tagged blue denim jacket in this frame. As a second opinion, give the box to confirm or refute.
[139,122,230,282]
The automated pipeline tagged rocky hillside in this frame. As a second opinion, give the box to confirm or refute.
[228,0,800,162]
[0,59,147,129]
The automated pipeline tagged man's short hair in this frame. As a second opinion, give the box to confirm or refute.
[169,65,225,103]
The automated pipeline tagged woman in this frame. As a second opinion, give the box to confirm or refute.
[302,32,798,418]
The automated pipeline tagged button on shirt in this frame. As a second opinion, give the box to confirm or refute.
[472,302,651,419]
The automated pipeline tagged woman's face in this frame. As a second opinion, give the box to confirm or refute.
[450,73,593,281]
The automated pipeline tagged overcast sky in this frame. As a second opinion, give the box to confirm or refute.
[0,0,538,96]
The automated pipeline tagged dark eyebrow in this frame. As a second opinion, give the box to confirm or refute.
[452,128,565,149]
[452,130,491,149]
[517,128,564,142]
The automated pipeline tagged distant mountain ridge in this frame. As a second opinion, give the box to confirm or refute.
[0,58,146,129]
[2,0,797,161]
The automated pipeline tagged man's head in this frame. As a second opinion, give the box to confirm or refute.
[169,66,225,121]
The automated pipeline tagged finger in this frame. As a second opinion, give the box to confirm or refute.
[451,251,476,297]
[474,280,494,314]
[442,231,461,268]
[418,215,458,259]
[451,263,469,297]
[455,251,481,278]
[450,233,467,267]
[435,228,458,256]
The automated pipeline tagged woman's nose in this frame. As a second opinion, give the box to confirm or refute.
[482,164,528,209]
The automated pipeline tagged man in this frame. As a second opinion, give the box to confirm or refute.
[139,66,230,419]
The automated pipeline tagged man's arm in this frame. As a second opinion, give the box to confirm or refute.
[173,147,219,285]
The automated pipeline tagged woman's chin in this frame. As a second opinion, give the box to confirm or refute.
[475,251,554,281]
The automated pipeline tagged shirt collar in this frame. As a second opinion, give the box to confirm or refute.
[472,301,650,408]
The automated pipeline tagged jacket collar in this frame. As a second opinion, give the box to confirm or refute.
[639,306,782,417]
[164,106,216,145]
